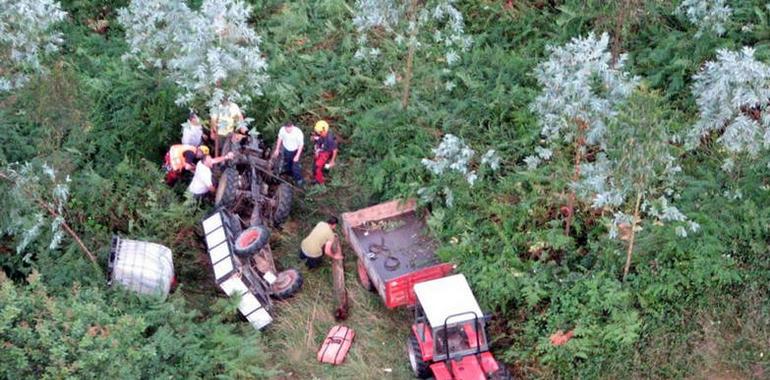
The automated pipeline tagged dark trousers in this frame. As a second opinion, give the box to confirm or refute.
[298,249,322,269]
[282,148,304,184]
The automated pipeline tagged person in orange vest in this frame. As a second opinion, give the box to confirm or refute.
[164,144,207,186]
[311,120,338,185]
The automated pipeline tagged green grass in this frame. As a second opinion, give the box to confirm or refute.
[257,161,416,379]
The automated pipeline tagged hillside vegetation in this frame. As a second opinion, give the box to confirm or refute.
[2,0,770,379]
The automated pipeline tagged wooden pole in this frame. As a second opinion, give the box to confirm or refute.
[331,235,348,320]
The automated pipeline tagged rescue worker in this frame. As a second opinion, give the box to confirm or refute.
[187,151,235,200]
[271,122,305,187]
[182,111,204,147]
[299,216,342,269]
[311,120,338,185]
[210,97,246,156]
[164,144,206,186]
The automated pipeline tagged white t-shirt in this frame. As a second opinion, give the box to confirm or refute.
[278,126,304,152]
[181,121,203,146]
[188,161,213,195]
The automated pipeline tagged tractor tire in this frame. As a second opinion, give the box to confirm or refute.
[233,226,270,257]
[215,168,238,209]
[272,183,293,228]
[490,362,513,380]
[227,213,243,239]
[357,259,375,292]
[270,268,303,300]
[407,334,431,379]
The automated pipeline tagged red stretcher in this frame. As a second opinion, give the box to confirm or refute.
[317,325,355,365]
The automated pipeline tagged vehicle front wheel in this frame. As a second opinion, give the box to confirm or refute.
[270,268,303,300]
[407,334,431,379]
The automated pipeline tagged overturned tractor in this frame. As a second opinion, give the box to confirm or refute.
[202,133,303,330]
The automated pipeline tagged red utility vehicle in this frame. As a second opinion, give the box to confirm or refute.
[341,199,453,308]
[407,274,511,380]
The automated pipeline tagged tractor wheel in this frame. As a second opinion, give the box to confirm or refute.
[272,183,293,228]
[407,334,431,379]
[490,362,513,380]
[233,226,270,257]
[270,268,303,300]
[215,168,238,209]
[357,259,375,292]
[227,213,243,239]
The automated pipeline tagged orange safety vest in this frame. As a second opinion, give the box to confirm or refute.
[168,144,197,171]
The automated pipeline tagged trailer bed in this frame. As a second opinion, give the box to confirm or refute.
[342,199,453,308]
[350,211,439,281]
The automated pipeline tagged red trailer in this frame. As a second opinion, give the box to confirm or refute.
[341,199,453,308]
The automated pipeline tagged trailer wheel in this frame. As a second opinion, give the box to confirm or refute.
[272,183,293,228]
[270,268,303,300]
[233,226,270,257]
[357,259,375,292]
[490,362,513,380]
[215,168,238,209]
[407,334,431,379]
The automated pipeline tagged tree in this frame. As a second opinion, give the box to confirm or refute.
[420,134,500,207]
[0,162,97,273]
[352,0,472,109]
[574,91,699,280]
[527,32,639,236]
[118,0,269,110]
[677,0,732,38]
[686,46,770,171]
[0,0,66,92]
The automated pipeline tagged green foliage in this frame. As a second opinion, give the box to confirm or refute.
[3,0,770,378]
[0,271,277,379]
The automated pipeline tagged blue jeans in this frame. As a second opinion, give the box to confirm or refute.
[282,148,304,184]
[298,249,322,269]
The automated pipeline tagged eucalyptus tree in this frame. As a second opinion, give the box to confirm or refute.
[420,134,500,207]
[0,0,66,92]
[677,0,732,37]
[574,92,699,280]
[527,32,639,236]
[118,0,269,110]
[687,46,770,171]
[0,162,97,270]
[352,0,471,109]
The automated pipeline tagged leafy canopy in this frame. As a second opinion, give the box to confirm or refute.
[527,32,639,168]
[0,0,66,91]
[118,0,269,109]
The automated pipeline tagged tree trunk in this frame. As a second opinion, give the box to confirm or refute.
[401,0,419,110]
[564,119,587,236]
[331,236,348,320]
[622,192,643,282]
[611,0,627,66]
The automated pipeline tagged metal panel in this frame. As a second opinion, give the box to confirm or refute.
[202,213,223,233]
[205,227,227,249]
[212,256,234,281]
[209,242,231,265]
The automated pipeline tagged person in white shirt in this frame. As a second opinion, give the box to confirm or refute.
[188,152,235,200]
[182,112,204,147]
[271,122,305,186]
